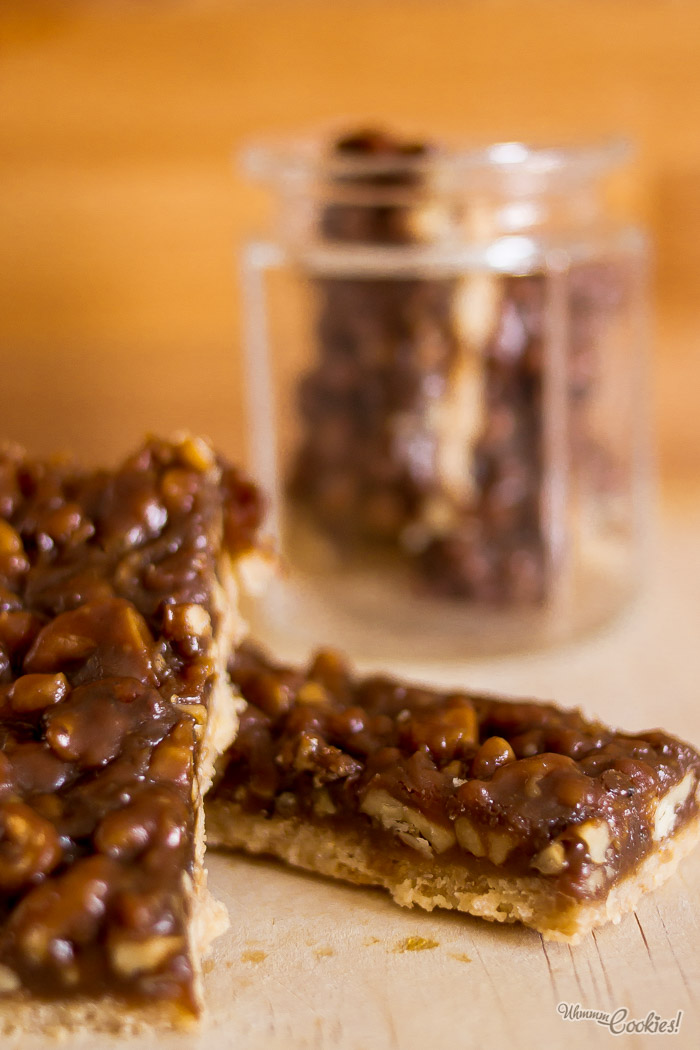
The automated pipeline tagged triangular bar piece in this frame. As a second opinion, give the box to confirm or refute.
[208,645,700,943]
[0,435,266,1031]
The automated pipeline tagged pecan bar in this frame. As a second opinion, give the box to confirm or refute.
[0,435,267,1031]
[207,645,700,943]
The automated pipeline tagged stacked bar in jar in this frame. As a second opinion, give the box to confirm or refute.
[289,129,624,604]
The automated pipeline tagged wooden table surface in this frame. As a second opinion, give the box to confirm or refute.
[2,3,700,1046]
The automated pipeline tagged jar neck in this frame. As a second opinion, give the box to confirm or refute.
[245,137,630,252]
[272,174,613,251]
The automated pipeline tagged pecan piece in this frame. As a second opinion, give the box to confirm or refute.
[361,788,456,854]
[9,672,69,714]
[0,800,62,892]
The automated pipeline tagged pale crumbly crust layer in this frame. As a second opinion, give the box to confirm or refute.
[205,801,700,944]
[197,552,249,797]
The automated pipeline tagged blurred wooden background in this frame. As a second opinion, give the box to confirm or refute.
[1,0,699,485]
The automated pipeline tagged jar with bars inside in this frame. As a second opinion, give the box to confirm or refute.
[239,128,651,660]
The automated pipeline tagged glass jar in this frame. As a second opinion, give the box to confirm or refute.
[239,128,651,661]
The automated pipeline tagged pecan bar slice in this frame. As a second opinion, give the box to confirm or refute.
[207,645,700,943]
[0,435,267,1030]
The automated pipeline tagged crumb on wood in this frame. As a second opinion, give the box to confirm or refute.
[450,952,472,963]
[393,937,439,953]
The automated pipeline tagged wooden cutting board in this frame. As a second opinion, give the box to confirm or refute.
[14,500,700,1050]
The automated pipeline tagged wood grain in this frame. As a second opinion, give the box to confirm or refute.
[1,0,699,480]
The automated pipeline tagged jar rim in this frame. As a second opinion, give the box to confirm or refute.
[241,133,632,190]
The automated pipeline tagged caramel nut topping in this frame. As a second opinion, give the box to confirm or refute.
[0,963,21,992]
[0,522,23,557]
[531,841,567,876]
[162,603,212,658]
[0,610,41,661]
[0,437,264,1012]
[7,855,119,968]
[175,434,216,474]
[0,800,62,892]
[2,742,73,796]
[44,678,166,768]
[0,523,29,582]
[109,933,185,979]
[296,682,329,706]
[34,503,96,549]
[454,817,486,858]
[401,698,478,762]
[360,788,456,855]
[470,736,515,779]
[94,786,188,862]
[147,722,196,787]
[8,672,69,714]
[24,599,160,686]
[574,820,611,864]
[214,644,700,903]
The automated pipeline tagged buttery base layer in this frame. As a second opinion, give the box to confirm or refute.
[199,550,270,794]
[205,802,700,944]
